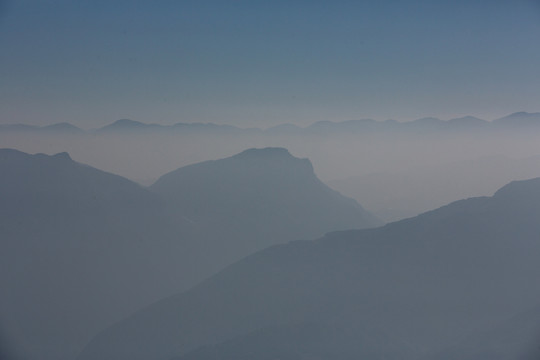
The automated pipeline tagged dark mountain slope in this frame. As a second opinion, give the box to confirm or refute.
[1,147,380,360]
[80,177,540,360]
[431,304,540,360]
[178,321,417,360]
[0,149,195,360]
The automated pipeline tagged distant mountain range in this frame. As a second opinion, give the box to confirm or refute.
[79,177,540,360]
[2,111,540,135]
[0,147,377,360]
[0,122,85,134]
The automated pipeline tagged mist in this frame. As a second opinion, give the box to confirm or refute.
[3,118,540,222]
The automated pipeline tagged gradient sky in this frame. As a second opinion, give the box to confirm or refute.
[1,0,539,128]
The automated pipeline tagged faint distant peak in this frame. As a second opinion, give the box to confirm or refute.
[494,112,540,126]
[96,118,163,133]
[0,122,84,133]
[342,118,377,125]
[307,118,375,127]
[232,147,293,160]
[109,119,146,128]
[411,117,443,124]
[42,122,84,133]
[448,115,486,123]
[445,116,488,130]
[502,111,538,118]
[173,122,237,129]
[267,123,302,130]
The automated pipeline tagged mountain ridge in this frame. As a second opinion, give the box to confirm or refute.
[1,147,379,360]
[3,111,540,135]
[150,147,381,256]
[79,176,540,360]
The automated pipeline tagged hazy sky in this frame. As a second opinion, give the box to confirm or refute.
[1,0,539,128]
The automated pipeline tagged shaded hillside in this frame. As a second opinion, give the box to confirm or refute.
[432,304,540,360]
[150,147,380,260]
[0,148,378,360]
[178,321,417,360]
[80,178,540,360]
[0,149,194,360]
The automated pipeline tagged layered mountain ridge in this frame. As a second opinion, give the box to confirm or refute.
[0,147,377,360]
[3,111,540,135]
[79,176,540,360]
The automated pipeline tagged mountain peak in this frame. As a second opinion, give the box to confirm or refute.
[232,147,292,160]
[42,122,84,133]
[53,152,72,161]
[493,177,540,201]
[448,116,485,123]
[229,148,314,175]
[507,111,531,117]
[97,119,148,132]
[411,117,443,124]
[494,112,540,126]
[111,119,145,127]
[150,147,380,248]
[0,149,74,163]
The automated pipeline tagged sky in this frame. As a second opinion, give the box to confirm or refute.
[0,0,539,128]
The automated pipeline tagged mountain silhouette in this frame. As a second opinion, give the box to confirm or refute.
[430,303,540,359]
[96,118,164,132]
[95,119,248,135]
[0,149,195,360]
[493,112,540,128]
[0,147,378,360]
[150,147,381,261]
[3,111,540,138]
[80,177,540,360]
[0,123,84,133]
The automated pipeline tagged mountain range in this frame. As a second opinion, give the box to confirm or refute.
[2,112,540,136]
[0,149,190,360]
[0,147,377,360]
[79,177,540,360]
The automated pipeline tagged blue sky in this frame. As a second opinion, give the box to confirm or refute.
[1,0,539,127]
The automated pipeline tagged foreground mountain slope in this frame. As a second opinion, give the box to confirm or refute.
[0,149,195,360]
[150,147,380,261]
[431,304,540,360]
[178,322,417,360]
[80,177,540,360]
